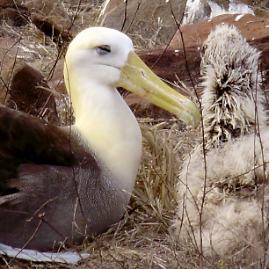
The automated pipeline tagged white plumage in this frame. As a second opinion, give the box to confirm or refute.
[174,24,269,266]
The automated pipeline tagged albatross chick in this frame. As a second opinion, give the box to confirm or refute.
[174,24,269,266]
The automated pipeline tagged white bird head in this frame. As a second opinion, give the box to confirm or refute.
[64,27,201,128]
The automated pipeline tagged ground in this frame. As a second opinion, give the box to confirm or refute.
[0,0,269,268]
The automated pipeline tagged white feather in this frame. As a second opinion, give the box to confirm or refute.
[0,243,90,264]
[174,24,269,264]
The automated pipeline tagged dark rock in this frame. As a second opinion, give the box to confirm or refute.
[0,0,29,26]
[31,13,73,50]
[6,64,60,125]
[138,48,201,91]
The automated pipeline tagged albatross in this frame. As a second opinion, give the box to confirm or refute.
[174,24,269,266]
[0,27,200,257]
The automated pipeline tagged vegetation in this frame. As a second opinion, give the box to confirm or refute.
[1,1,269,268]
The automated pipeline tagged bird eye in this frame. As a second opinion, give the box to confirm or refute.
[96,45,111,55]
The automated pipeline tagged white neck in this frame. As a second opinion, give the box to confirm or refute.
[68,74,142,193]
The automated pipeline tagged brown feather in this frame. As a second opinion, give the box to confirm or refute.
[0,106,128,251]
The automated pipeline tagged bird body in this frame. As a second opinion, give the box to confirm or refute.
[0,107,126,250]
[0,27,200,253]
[174,24,269,265]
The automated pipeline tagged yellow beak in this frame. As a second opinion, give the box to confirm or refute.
[117,51,201,128]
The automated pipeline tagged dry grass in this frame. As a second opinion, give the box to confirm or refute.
[2,1,269,269]
[0,3,204,268]
[74,122,201,269]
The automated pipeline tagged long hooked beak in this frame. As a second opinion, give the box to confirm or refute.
[117,51,201,128]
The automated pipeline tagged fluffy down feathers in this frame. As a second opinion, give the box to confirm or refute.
[201,24,267,149]
[174,24,269,266]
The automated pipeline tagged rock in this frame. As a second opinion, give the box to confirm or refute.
[138,48,201,92]
[0,0,29,26]
[25,0,69,19]
[132,13,269,119]
[6,64,60,125]
[153,13,269,90]
[168,13,269,49]
[26,0,74,45]
[99,0,186,49]
[0,35,58,105]
[182,0,256,25]
[26,0,103,34]
[254,7,269,17]
[31,13,73,50]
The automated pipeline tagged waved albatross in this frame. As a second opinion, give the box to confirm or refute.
[0,27,200,257]
[174,24,269,265]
